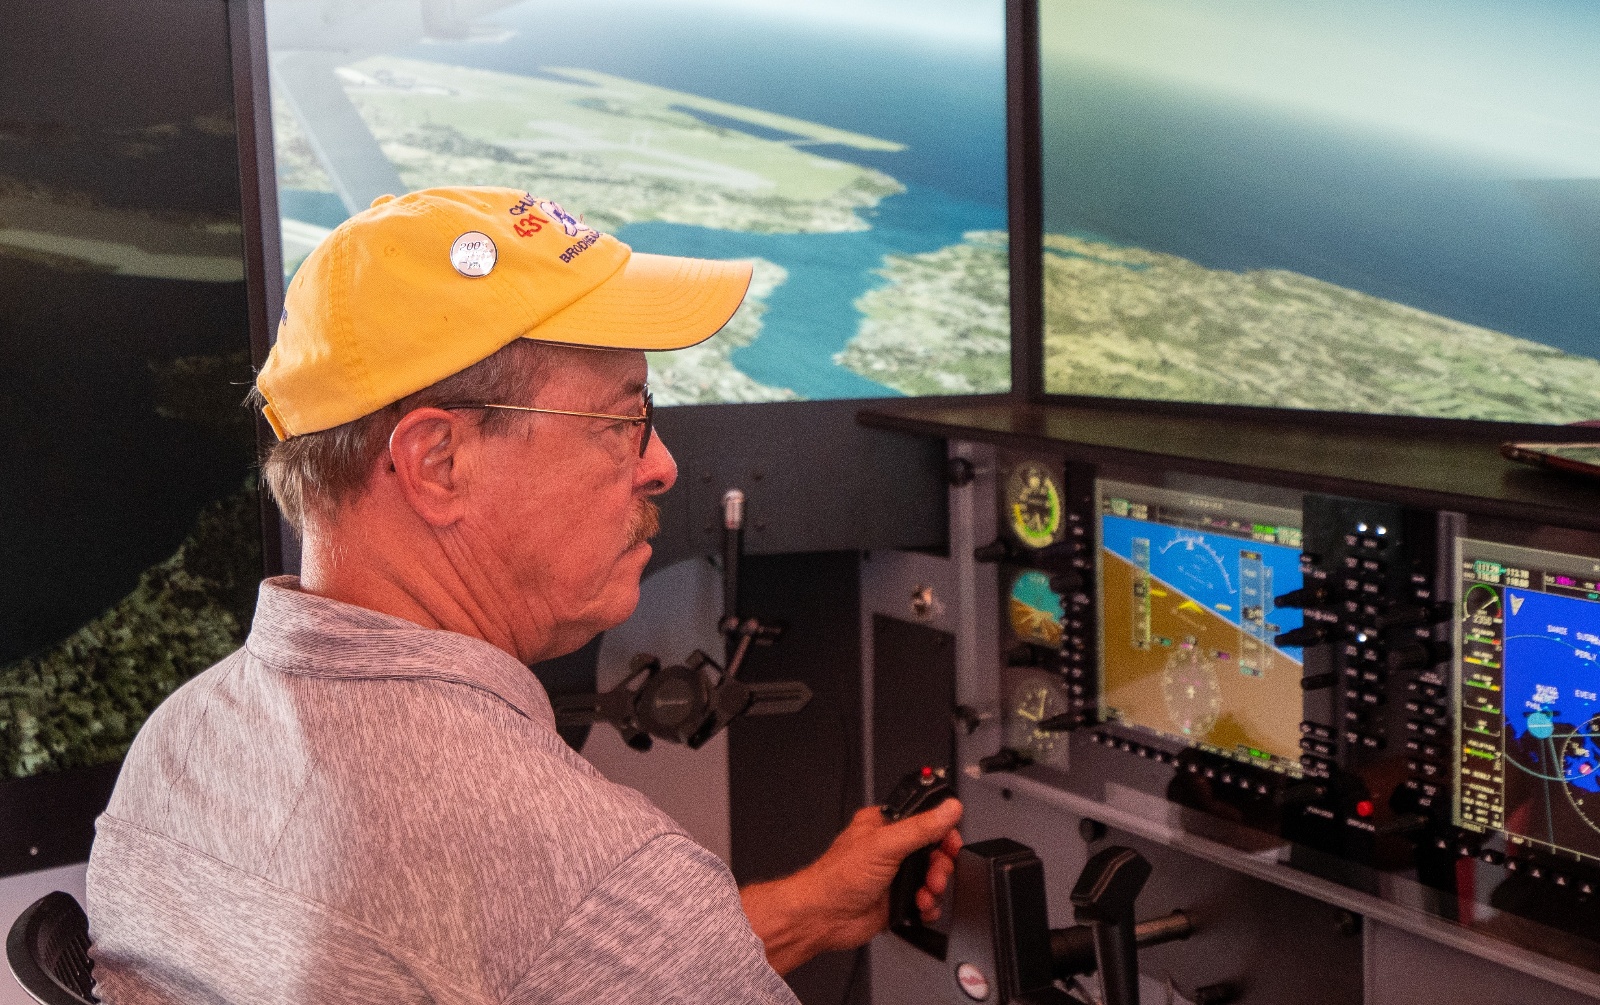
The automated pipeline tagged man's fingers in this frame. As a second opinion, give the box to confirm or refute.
[879,799,964,859]
[938,826,963,859]
[924,850,955,896]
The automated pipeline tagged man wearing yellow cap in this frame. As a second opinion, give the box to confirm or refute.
[83,187,962,1004]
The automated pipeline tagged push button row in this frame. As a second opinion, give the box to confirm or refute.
[1434,838,1600,895]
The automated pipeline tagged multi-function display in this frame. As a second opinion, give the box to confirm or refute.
[1096,480,1306,775]
[1456,540,1600,865]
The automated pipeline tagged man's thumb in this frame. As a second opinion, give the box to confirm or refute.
[882,798,963,859]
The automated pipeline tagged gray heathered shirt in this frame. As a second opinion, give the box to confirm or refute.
[85,577,798,1005]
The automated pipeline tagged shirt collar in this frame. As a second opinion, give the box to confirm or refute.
[244,576,557,731]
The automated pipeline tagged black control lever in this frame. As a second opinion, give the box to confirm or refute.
[1071,846,1154,1005]
[1374,601,1452,631]
[890,827,1185,1005]
[1273,584,1329,609]
[973,537,1087,588]
[1273,625,1329,648]
[979,747,1034,773]
[882,766,957,959]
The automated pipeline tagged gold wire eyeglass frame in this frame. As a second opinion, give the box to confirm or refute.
[439,387,654,458]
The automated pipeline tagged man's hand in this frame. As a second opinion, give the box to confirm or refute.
[741,799,963,975]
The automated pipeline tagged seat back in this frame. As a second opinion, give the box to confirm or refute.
[5,892,98,1005]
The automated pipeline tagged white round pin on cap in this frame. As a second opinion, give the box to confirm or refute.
[450,231,497,278]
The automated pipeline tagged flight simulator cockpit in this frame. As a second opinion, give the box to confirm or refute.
[8,0,1600,1003]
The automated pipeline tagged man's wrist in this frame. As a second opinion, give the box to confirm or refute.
[740,866,835,976]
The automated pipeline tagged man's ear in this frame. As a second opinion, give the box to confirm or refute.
[385,408,475,527]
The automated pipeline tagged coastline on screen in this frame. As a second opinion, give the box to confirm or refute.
[1039,0,1600,424]
[267,0,1011,405]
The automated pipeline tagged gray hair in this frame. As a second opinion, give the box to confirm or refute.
[250,339,552,533]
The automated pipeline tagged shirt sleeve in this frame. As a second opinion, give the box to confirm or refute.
[507,834,800,1005]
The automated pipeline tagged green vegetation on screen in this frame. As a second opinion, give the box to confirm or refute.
[1040,0,1600,423]
[0,353,260,778]
[275,56,1009,404]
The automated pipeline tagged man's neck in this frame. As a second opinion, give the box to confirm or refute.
[297,517,538,663]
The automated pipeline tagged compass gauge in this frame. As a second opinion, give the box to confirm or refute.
[1006,673,1072,769]
[1006,462,1063,550]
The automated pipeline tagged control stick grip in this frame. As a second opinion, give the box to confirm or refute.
[881,766,955,959]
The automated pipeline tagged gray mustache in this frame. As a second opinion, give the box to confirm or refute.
[626,500,661,549]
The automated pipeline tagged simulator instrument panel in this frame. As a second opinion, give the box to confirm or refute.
[906,429,1600,995]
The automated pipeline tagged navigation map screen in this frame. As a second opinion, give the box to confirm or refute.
[1097,480,1306,774]
[265,0,1009,405]
[1457,540,1600,864]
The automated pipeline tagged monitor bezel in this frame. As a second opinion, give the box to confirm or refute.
[1450,527,1600,867]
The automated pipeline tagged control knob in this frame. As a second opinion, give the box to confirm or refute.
[1274,584,1330,609]
[1375,602,1451,630]
[978,747,1034,773]
[1274,625,1329,648]
[974,538,1017,564]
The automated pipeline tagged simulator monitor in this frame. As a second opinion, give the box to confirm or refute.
[264,0,1010,405]
[1456,539,1600,866]
[0,0,268,871]
[1037,0,1600,424]
[1096,478,1306,775]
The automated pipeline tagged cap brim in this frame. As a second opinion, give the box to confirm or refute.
[520,252,753,351]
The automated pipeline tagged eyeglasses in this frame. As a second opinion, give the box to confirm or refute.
[439,386,654,458]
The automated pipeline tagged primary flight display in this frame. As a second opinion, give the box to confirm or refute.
[1097,480,1306,774]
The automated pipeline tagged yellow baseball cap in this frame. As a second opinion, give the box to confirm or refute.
[256,186,752,439]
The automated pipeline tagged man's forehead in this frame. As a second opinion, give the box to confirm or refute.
[537,344,647,399]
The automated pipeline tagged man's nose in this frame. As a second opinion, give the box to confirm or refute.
[638,429,677,496]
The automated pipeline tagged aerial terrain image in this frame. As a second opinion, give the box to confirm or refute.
[0,2,261,778]
[1040,0,1600,422]
[268,0,1011,404]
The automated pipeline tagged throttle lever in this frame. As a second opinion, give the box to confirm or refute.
[1071,846,1153,1005]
